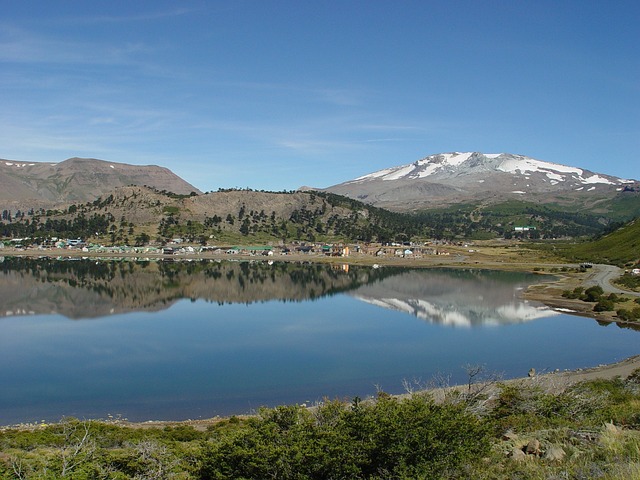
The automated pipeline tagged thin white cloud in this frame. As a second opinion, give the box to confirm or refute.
[356,123,425,132]
[0,25,152,66]
[0,123,106,157]
[57,7,197,25]
[195,79,367,108]
[363,138,408,143]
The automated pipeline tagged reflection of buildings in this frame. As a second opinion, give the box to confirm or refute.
[350,270,559,328]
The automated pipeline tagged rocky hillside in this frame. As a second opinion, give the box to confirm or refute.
[324,152,639,213]
[0,157,201,210]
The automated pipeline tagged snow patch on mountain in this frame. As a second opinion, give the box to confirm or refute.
[497,156,622,185]
[3,161,35,168]
[350,152,631,187]
[498,156,583,176]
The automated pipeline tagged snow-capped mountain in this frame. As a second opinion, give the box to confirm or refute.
[324,152,637,211]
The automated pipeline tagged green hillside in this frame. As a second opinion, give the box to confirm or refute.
[562,218,640,266]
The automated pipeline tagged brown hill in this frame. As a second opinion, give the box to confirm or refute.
[66,186,359,226]
[10,185,375,244]
[0,157,201,211]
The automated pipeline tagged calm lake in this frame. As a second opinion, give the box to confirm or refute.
[1,257,638,425]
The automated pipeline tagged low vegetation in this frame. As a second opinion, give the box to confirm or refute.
[557,218,640,267]
[561,285,640,319]
[616,273,640,293]
[2,372,640,479]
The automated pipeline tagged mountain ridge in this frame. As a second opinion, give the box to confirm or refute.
[0,157,201,210]
[323,152,638,212]
[1,152,638,243]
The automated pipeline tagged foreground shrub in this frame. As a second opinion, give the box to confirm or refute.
[3,374,640,479]
[198,393,490,479]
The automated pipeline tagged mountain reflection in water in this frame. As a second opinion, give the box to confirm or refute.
[350,269,559,327]
[0,257,555,326]
[3,257,638,424]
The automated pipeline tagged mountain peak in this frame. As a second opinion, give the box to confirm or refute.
[351,152,632,185]
[0,157,201,210]
[325,152,637,211]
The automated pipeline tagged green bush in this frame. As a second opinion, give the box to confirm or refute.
[594,299,615,312]
[562,286,584,299]
[583,285,604,302]
[198,394,490,479]
[617,307,640,322]
[616,273,640,291]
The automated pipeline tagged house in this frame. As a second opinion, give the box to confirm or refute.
[66,238,83,247]
[232,246,273,255]
[329,245,349,257]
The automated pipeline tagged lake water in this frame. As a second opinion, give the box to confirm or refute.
[1,257,638,424]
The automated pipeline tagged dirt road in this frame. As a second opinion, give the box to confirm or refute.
[584,264,640,297]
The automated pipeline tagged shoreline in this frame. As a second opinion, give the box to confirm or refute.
[3,244,638,323]
[4,354,639,432]
[1,246,639,429]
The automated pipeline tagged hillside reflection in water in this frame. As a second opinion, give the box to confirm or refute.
[1,257,552,325]
[0,257,638,424]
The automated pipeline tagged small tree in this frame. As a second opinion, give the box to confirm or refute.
[594,299,615,312]
[583,285,604,302]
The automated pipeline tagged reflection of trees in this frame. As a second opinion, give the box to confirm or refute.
[0,257,395,319]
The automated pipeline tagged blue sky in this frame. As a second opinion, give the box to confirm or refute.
[1,1,638,192]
